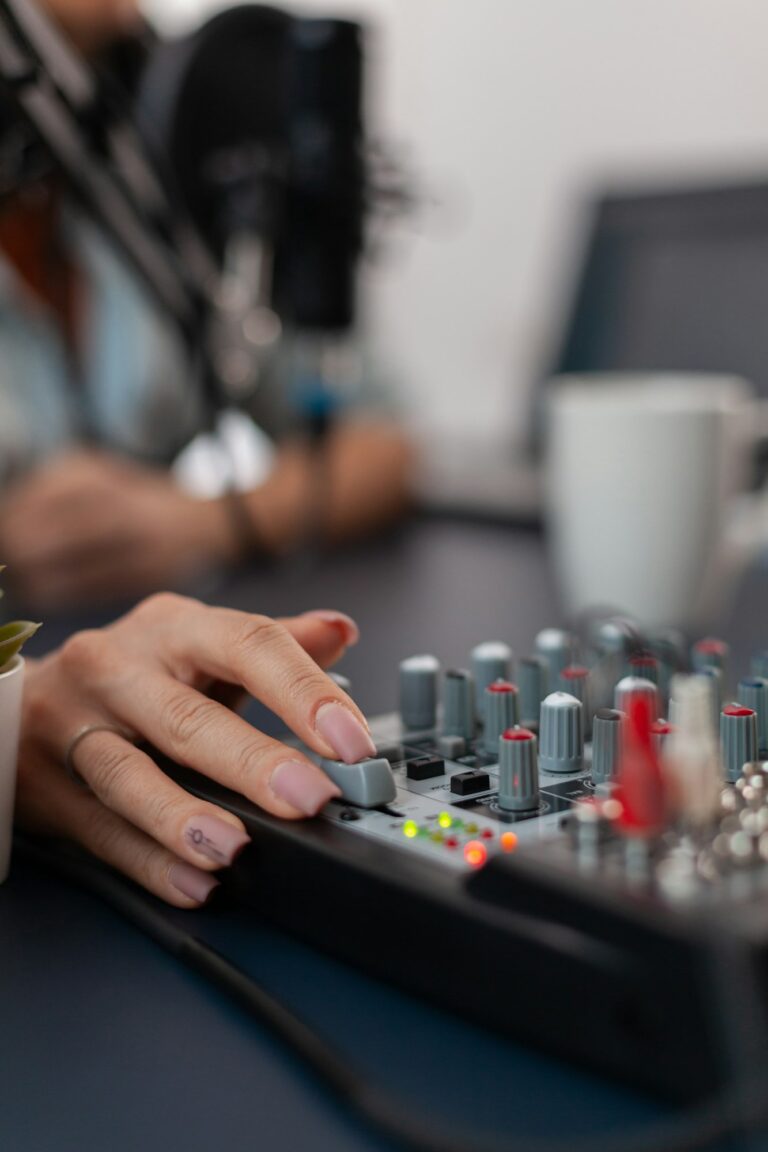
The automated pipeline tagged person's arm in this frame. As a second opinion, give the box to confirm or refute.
[0,417,412,610]
[17,595,370,906]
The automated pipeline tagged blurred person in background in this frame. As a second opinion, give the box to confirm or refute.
[0,0,411,612]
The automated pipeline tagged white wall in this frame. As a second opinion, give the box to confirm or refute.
[145,0,768,440]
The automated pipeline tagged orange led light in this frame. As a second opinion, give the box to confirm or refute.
[463,839,488,868]
[500,831,518,853]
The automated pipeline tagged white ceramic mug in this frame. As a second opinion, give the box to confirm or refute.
[0,656,24,883]
[545,374,768,630]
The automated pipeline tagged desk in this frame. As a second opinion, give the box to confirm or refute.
[2,518,766,1152]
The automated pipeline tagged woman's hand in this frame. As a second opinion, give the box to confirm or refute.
[16,594,374,907]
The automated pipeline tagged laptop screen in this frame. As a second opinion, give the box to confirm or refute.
[553,181,768,398]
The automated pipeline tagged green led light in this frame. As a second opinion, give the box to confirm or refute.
[403,820,419,839]
[437,812,453,830]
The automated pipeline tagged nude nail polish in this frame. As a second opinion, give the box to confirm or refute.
[315,702,376,763]
[304,610,360,646]
[270,760,341,815]
[183,814,250,866]
[169,863,220,904]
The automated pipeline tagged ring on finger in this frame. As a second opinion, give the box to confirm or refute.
[64,723,137,789]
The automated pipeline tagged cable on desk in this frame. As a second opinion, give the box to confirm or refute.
[15,833,767,1152]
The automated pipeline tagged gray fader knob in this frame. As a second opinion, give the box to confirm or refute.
[482,681,519,754]
[539,692,583,774]
[318,757,397,808]
[471,642,513,710]
[591,708,623,785]
[535,629,576,691]
[720,704,758,783]
[737,677,768,754]
[614,676,659,719]
[497,727,539,812]
[443,669,475,739]
[518,655,547,728]
[399,655,439,732]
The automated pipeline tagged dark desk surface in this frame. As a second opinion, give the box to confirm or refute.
[3,518,767,1152]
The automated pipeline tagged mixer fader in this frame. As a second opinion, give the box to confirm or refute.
[167,617,768,1104]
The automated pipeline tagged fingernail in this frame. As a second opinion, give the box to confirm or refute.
[183,814,251,866]
[304,610,360,646]
[270,759,341,815]
[169,863,220,904]
[315,702,376,763]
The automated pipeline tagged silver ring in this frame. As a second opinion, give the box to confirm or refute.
[64,723,136,788]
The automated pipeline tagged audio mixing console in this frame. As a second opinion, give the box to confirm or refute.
[165,620,768,1105]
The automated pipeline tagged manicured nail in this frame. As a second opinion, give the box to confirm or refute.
[315,702,376,763]
[169,863,220,904]
[270,759,341,815]
[183,814,251,866]
[304,610,360,646]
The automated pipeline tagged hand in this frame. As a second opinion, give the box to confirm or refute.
[0,450,235,610]
[16,594,374,907]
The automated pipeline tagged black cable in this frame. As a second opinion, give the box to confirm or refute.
[15,834,768,1152]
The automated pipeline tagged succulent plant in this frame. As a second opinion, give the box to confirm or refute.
[0,568,40,673]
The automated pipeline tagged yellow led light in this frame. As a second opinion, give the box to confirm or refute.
[403,820,419,839]
[464,822,479,834]
[437,812,453,830]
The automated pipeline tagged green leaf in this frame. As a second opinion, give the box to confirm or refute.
[0,621,41,670]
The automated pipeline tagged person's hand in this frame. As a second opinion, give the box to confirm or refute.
[16,594,374,907]
[0,450,235,610]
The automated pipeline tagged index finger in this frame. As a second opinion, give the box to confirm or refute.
[135,596,376,764]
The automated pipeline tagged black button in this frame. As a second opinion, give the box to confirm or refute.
[450,770,491,795]
[339,809,361,821]
[406,756,445,781]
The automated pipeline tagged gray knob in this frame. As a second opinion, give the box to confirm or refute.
[518,655,547,728]
[614,676,659,719]
[497,727,539,811]
[443,669,475,739]
[482,681,519,753]
[559,665,591,735]
[692,637,729,677]
[539,692,583,774]
[737,677,768,754]
[329,672,352,695]
[471,642,513,710]
[751,651,768,680]
[535,628,576,691]
[399,655,439,732]
[720,704,758,783]
[318,757,397,808]
[626,653,659,686]
[591,708,623,785]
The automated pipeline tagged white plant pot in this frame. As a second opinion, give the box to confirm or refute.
[0,656,24,883]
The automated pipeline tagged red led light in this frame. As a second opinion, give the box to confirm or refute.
[723,704,755,717]
[501,727,535,742]
[481,827,494,839]
[463,840,488,868]
[444,836,459,849]
[487,680,518,694]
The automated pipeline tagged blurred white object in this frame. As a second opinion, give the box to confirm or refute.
[0,656,24,883]
[172,408,276,498]
[545,374,766,629]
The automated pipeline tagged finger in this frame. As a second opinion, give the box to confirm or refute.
[16,753,219,908]
[72,729,251,870]
[103,672,342,818]
[278,609,359,669]
[138,597,375,763]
